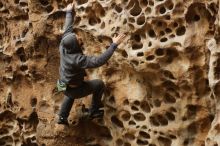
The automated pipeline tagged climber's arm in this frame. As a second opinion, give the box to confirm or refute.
[74,34,126,68]
[74,43,118,68]
[63,2,75,35]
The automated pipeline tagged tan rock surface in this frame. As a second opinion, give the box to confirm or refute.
[0,0,220,146]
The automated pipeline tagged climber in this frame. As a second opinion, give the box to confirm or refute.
[56,2,126,125]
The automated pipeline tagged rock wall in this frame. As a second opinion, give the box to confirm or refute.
[0,0,220,146]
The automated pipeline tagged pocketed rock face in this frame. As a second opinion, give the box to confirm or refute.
[0,0,220,146]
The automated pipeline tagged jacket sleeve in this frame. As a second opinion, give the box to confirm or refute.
[63,10,74,35]
[74,43,118,68]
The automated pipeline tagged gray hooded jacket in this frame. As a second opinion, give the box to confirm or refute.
[59,10,118,85]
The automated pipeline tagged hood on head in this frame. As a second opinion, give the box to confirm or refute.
[62,33,81,54]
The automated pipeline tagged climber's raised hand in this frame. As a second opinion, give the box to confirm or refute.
[63,1,75,11]
[113,34,126,45]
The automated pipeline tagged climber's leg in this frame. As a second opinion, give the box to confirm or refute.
[58,95,74,125]
[57,79,105,124]
[88,79,105,118]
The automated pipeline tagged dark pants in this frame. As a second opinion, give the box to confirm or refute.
[58,79,105,119]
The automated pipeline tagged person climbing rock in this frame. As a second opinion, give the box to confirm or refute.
[56,2,126,125]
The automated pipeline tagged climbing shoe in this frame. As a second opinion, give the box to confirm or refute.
[57,117,69,126]
[88,109,104,119]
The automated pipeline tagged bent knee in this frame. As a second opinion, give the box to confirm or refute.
[94,79,105,89]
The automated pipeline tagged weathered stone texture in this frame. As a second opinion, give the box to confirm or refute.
[0,0,220,146]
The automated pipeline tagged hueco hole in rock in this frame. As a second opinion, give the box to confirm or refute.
[0,0,220,146]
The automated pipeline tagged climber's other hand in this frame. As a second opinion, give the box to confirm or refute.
[113,34,126,45]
